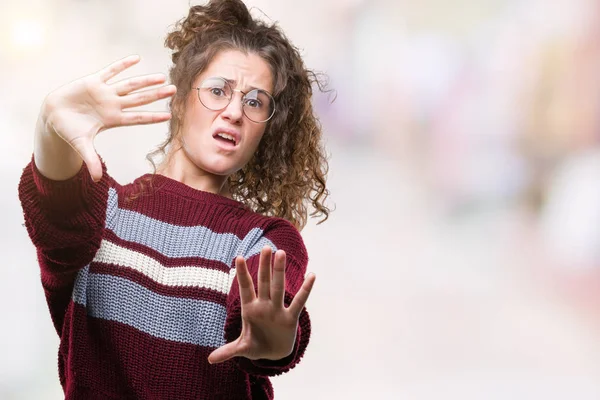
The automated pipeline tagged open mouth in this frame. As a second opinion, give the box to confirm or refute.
[213,132,238,146]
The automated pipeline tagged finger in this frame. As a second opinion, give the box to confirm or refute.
[287,273,316,318]
[118,111,172,127]
[271,250,286,307]
[120,84,177,109]
[67,136,103,182]
[208,340,242,364]
[112,73,168,96]
[236,256,256,304]
[257,246,273,300]
[97,55,140,83]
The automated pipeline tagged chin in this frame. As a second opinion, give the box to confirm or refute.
[181,145,242,177]
[197,158,243,177]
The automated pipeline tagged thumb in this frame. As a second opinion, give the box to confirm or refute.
[70,136,103,182]
[208,340,243,364]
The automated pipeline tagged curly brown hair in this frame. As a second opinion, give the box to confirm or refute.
[143,0,331,230]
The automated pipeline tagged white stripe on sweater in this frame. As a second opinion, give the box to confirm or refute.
[94,239,237,294]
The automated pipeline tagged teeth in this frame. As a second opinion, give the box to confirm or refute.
[217,133,236,144]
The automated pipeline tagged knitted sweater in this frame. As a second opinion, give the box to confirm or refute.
[17,157,311,400]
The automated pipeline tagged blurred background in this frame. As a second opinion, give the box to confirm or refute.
[2,0,600,398]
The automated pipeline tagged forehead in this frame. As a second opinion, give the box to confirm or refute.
[196,49,273,93]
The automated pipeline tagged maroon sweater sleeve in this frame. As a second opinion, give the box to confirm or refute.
[17,155,112,333]
[224,219,311,377]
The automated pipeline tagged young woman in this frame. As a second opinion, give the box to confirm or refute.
[17,0,330,398]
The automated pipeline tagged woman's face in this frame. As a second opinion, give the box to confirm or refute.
[178,49,274,177]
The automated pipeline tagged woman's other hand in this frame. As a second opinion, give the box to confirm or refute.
[208,246,316,364]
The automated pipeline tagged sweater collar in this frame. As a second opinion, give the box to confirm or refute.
[138,173,247,209]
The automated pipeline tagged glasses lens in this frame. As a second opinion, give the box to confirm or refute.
[198,77,231,110]
[242,89,275,123]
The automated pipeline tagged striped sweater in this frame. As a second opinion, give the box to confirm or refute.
[17,157,311,400]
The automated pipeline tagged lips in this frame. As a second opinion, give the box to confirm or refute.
[212,128,241,146]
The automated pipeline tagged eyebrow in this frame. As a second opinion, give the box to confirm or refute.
[222,77,269,93]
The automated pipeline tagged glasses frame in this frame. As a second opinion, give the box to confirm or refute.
[193,77,276,123]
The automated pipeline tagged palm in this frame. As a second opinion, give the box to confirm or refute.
[208,247,316,364]
[233,291,298,360]
[51,79,118,140]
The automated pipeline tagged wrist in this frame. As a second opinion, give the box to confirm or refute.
[259,350,293,362]
[37,97,62,141]
[34,99,84,181]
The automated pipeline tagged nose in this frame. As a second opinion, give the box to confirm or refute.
[220,92,244,125]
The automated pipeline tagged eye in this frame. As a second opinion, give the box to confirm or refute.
[244,98,262,108]
[210,88,226,97]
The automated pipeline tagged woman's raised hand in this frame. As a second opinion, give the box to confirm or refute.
[42,55,176,181]
[208,247,316,364]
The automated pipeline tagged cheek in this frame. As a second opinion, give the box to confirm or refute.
[246,127,267,153]
[182,106,217,136]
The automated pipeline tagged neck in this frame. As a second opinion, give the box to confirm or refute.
[157,145,232,198]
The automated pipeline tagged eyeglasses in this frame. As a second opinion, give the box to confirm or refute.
[193,76,276,123]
